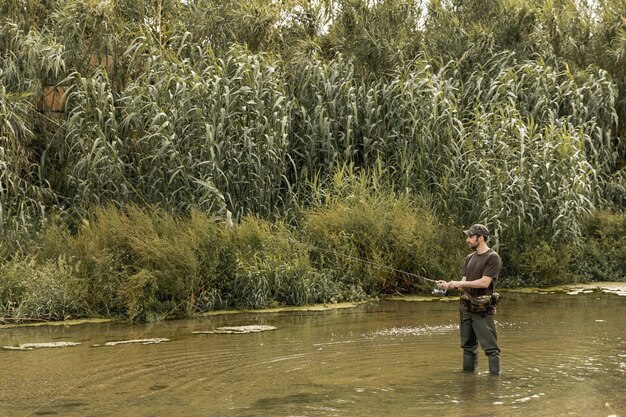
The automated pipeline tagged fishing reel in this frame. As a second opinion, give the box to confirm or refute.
[431,287,447,296]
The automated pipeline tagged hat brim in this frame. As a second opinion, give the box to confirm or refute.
[464,229,489,236]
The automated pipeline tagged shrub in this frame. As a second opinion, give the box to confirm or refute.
[186,209,230,310]
[221,216,337,308]
[300,167,464,294]
[507,239,573,287]
[34,205,230,319]
[501,210,626,286]
[570,210,626,281]
[71,206,230,318]
[116,269,159,322]
[0,256,87,322]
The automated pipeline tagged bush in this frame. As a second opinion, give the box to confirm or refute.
[221,216,342,308]
[72,206,231,319]
[506,239,573,287]
[0,256,87,322]
[570,211,626,281]
[5,197,619,323]
[300,167,465,294]
[500,210,626,286]
[31,206,230,319]
[116,269,158,322]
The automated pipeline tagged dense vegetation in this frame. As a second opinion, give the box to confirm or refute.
[1,0,624,321]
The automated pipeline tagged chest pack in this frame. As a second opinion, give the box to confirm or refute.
[460,292,502,313]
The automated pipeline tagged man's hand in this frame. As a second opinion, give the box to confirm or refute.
[435,280,449,289]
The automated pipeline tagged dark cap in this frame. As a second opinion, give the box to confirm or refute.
[464,224,490,237]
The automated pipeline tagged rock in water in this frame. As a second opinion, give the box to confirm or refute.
[192,325,277,334]
[3,341,81,351]
[98,338,170,347]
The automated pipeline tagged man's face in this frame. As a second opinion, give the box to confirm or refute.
[466,234,481,249]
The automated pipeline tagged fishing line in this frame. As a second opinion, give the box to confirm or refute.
[289,237,438,284]
[20,235,444,416]
[292,238,448,297]
[20,307,181,417]
[19,261,237,417]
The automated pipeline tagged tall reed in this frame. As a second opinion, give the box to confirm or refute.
[1,0,623,263]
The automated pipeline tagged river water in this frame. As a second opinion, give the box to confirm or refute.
[1,288,624,417]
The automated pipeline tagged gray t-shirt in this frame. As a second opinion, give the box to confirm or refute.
[460,249,502,296]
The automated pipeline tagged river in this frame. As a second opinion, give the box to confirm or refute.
[1,286,624,417]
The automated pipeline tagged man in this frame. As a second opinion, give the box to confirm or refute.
[436,224,502,375]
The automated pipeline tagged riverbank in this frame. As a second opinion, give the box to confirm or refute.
[1,202,624,323]
[1,176,624,325]
[502,282,626,297]
[1,283,624,329]
[0,318,114,330]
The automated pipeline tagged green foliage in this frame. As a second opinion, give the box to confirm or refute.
[69,206,228,318]
[0,256,87,322]
[2,0,624,243]
[0,204,352,320]
[19,206,229,319]
[0,193,622,322]
[501,210,626,286]
[301,166,465,293]
[116,269,159,322]
[0,0,625,319]
[507,239,573,286]
[324,0,423,76]
[571,211,626,281]
[223,216,340,309]
[2,0,623,222]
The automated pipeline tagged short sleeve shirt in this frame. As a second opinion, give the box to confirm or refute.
[460,249,502,296]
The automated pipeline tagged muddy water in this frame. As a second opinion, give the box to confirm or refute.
[0,289,624,417]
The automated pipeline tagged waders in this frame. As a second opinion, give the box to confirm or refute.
[463,352,478,372]
[460,308,500,375]
[488,355,500,375]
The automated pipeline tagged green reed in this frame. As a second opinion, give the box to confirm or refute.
[0,0,624,295]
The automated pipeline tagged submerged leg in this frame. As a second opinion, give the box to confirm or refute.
[460,308,478,372]
[488,355,501,375]
[463,352,478,372]
[472,313,501,375]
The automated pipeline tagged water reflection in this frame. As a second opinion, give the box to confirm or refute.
[0,290,624,417]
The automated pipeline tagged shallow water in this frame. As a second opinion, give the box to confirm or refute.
[0,290,624,417]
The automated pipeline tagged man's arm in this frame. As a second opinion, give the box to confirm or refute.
[450,276,493,289]
[436,276,468,289]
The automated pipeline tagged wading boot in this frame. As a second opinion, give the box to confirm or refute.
[488,355,500,376]
[463,353,478,372]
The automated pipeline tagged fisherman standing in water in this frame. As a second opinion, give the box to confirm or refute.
[436,224,502,375]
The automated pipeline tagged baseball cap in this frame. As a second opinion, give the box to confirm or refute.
[464,224,490,237]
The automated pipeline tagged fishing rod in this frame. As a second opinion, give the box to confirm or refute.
[290,238,448,296]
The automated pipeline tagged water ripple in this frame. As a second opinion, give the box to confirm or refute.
[370,324,457,337]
